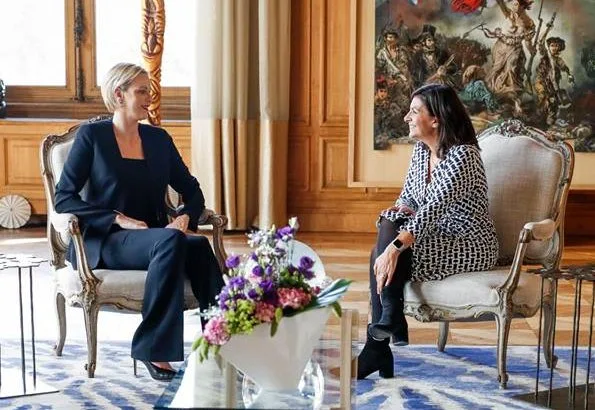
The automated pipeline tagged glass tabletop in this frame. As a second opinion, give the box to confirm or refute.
[154,309,359,409]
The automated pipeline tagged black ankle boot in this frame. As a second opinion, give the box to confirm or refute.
[369,286,402,341]
[357,327,394,380]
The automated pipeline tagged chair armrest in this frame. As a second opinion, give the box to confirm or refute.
[50,212,100,284]
[198,208,215,225]
[523,218,556,241]
[498,218,557,296]
[50,211,78,235]
[197,208,228,273]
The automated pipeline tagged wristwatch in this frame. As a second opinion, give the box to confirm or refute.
[391,237,407,252]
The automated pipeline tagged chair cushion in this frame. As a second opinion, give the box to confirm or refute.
[55,264,198,308]
[403,269,548,312]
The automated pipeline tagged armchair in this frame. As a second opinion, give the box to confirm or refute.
[402,119,574,388]
[40,118,228,378]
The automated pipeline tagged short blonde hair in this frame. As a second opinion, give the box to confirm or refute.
[100,63,148,113]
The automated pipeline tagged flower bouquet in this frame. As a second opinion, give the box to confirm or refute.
[192,217,351,390]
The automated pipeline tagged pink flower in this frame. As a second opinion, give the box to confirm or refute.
[203,316,230,345]
[254,302,276,323]
[277,287,312,310]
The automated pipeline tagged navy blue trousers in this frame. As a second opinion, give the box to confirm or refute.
[100,228,224,362]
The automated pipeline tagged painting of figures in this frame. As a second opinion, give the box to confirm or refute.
[373,0,595,152]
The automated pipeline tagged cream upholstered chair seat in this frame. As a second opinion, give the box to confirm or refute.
[404,269,546,313]
[41,117,228,378]
[401,119,574,388]
[53,266,198,304]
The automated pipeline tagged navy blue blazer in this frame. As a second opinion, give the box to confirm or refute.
[55,119,205,269]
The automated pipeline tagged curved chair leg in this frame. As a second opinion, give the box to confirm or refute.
[495,314,511,389]
[54,291,67,356]
[542,300,558,369]
[437,321,449,352]
[83,303,100,378]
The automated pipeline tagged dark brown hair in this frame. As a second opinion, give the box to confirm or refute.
[411,83,478,159]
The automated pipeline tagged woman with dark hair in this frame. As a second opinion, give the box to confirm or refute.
[357,84,499,379]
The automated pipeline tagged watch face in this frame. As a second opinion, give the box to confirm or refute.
[393,238,403,248]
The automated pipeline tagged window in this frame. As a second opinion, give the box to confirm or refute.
[0,0,66,86]
[1,0,192,119]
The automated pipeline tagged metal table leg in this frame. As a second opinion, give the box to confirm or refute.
[0,259,58,399]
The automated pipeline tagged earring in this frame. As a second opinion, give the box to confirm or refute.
[118,99,124,105]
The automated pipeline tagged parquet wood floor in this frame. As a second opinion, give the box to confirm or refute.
[1,227,593,347]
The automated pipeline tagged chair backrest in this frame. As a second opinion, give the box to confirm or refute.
[40,116,110,268]
[478,120,574,268]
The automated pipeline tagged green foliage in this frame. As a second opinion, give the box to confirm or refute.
[224,299,258,334]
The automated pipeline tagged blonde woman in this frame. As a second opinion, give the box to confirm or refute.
[55,63,224,381]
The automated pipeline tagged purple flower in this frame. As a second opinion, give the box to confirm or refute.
[299,256,315,270]
[259,279,275,293]
[219,292,230,310]
[265,265,273,276]
[247,288,260,299]
[225,255,241,269]
[276,226,294,240]
[250,252,258,261]
[302,269,315,280]
[252,265,264,277]
[229,276,246,289]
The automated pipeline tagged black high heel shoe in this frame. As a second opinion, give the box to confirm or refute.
[133,359,176,381]
[357,326,394,380]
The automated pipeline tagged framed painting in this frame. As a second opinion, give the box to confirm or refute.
[372,0,595,152]
[349,0,595,188]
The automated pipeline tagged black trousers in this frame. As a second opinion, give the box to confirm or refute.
[100,228,224,362]
[369,217,413,326]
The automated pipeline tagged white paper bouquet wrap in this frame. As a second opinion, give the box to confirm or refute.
[218,307,331,390]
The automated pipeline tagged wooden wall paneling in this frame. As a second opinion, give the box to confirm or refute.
[321,136,348,189]
[319,0,350,127]
[0,120,78,214]
[5,139,43,185]
[289,0,312,127]
[565,190,595,238]
[288,135,311,192]
[161,121,191,164]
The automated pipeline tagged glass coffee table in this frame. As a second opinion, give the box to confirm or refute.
[154,309,359,409]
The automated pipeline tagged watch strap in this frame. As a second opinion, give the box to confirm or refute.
[391,237,407,252]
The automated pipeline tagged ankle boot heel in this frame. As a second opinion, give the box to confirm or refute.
[378,360,394,378]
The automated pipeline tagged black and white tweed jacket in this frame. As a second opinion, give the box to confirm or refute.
[381,141,499,282]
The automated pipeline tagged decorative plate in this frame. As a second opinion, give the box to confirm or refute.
[0,194,31,229]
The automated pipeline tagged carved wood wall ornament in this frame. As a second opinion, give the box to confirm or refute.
[74,0,85,102]
[141,0,165,126]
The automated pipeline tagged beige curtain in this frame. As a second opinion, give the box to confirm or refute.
[191,0,290,230]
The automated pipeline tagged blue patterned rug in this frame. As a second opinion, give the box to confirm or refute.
[1,339,593,409]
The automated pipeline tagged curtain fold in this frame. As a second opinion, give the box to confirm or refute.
[191,0,290,230]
